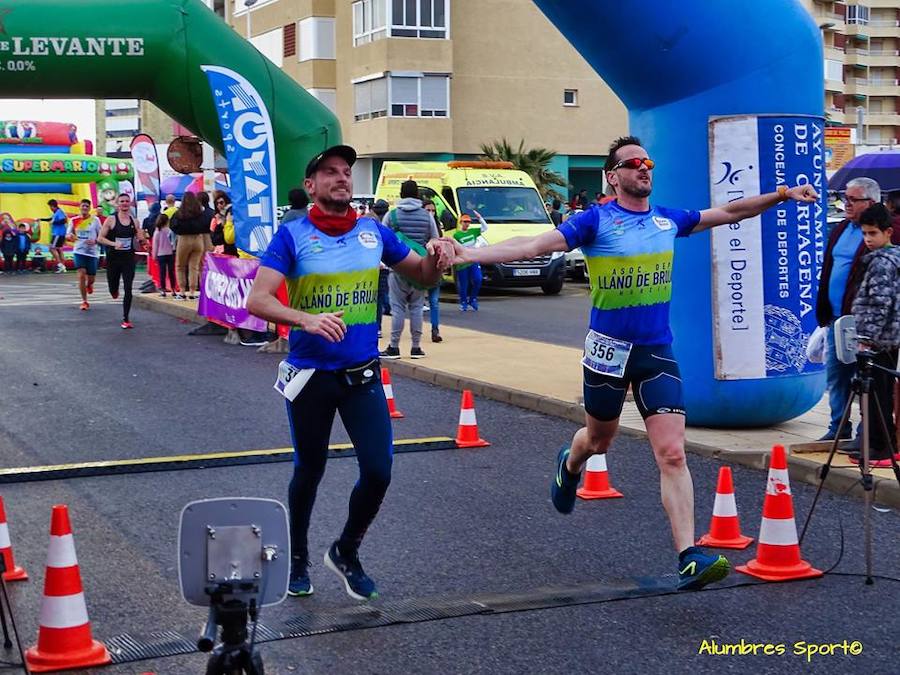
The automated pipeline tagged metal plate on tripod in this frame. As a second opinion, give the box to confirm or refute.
[207,526,262,583]
[179,498,289,607]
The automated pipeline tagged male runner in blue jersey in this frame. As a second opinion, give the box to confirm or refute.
[248,145,453,601]
[450,136,818,590]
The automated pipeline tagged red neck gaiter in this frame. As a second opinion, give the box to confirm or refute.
[307,204,358,237]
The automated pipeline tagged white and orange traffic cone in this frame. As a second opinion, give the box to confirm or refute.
[455,390,490,448]
[25,505,110,673]
[697,466,753,549]
[381,368,404,419]
[736,445,823,582]
[576,454,623,500]
[0,496,27,581]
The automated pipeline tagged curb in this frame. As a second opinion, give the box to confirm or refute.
[135,296,899,509]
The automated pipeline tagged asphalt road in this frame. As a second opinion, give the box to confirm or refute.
[429,279,590,348]
[0,273,898,675]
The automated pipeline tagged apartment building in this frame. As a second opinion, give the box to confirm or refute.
[228,0,626,196]
[805,0,900,145]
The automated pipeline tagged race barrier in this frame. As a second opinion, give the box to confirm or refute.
[25,505,110,673]
[455,390,490,448]
[576,454,623,500]
[0,496,27,581]
[697,466,753,549]
[381,368,404,419]
[736,445,822,581]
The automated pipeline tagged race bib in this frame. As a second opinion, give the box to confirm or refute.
[115,237,132,251]
[77,229,90,240]
[273,360,315,401]
[582,330,632,378]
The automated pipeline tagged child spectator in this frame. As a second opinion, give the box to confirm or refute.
[31,245,46,272]
[0,215,15,273]
[15,223,31,273]
[453,212,488,311]
[152,213,176,296]
[850,203,900,467]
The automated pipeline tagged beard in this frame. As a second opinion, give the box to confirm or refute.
[317,194,352,212]
[620,180,651,199]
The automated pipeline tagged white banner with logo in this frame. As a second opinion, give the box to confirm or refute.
[709,115,826,380]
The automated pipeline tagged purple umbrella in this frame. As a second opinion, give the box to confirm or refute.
[828,151,900,193]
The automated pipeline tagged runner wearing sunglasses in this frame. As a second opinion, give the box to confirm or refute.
[448,135,818,590]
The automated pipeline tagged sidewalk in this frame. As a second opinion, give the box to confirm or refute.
[135,292,900,508]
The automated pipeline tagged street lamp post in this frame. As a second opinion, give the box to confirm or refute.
[244,0,258,40]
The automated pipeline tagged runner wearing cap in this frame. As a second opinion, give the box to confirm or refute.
[447,135,819,590]
[247,145,454,601]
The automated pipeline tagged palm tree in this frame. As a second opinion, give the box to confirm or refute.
[479,138,568,201]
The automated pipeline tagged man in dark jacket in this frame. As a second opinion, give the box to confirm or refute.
[816,177,880,442]
[379,180,438,359]
[850,203,900,466]
[142,201,161,240]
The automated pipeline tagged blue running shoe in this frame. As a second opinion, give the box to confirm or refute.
[469,298,479,311]
[459,302,468,312]
[324,542,378,601]
[677,546,730,591]
[287,558,313,597]
[551,446,580,514]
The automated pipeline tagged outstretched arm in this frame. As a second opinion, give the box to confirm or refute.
[453,228,567,265]
[693,184,819,233]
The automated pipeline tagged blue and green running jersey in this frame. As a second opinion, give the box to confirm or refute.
[260,216,410,369]
[559,202,701,345]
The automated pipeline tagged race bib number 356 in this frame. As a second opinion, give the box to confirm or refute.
[582,330,632,378]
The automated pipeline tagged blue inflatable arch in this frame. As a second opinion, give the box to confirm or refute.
[533,0,827,426]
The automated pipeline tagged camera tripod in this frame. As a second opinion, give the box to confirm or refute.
[199,582,264,675]
[800,350,900,584]
[0,558,27,672]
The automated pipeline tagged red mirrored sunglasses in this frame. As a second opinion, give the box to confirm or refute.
[612,157,655,170]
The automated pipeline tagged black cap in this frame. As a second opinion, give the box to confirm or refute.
[305,145,357,178]
[372,199,390,216]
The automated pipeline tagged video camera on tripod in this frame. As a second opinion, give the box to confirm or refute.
[802,316,900,585]
[178,498,290,675]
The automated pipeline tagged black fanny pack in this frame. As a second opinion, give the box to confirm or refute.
[341,359,381,387]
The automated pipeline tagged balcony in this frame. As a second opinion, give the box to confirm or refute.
[815,11,846,32]
[866,112,900,126]
[853,20,900,38]
[869,78,900,95]
[844,76,872,95]
[825,77,845,93]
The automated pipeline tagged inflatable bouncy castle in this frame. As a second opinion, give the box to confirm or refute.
[0,121,133,253]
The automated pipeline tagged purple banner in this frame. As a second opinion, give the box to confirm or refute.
[198,253,267,331]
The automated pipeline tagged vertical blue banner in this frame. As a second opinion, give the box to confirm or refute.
[757,116,827,377]
[201,65,278,256]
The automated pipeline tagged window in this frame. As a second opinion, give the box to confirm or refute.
[354,73,449,121]
[354,77,388,121]
[390,74,449,117]
[353,0,388,46]
[353,0,448,44]
[250,27,283,67]
[392,0,448,38]
[283,23,296,58]
[847,5,869,25]
[299,17,335,61]
[308,88,337,113]
[563,89,578,106]
[824,59,843,82]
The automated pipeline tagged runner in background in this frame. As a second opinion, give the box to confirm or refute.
[67,199,102,311]
[98,194,146,329]
[47,199,69,273]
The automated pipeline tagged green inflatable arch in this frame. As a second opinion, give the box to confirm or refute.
[0,0,341,203]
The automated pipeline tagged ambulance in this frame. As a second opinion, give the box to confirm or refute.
[374,161,566,294]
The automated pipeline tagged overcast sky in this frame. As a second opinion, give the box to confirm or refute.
[0,99,96,147]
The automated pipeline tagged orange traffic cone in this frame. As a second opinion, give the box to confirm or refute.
[381,368,404,419]
[0,496,27,581]
[697,466,753,549]
[576,454,623,499]
[25,505,110,673]
[736,446,823,582]
[455,390,490,448]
